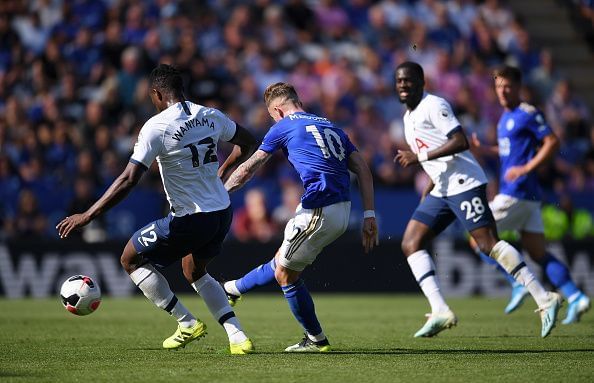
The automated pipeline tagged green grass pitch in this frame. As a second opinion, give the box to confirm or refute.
[1,294,593,382]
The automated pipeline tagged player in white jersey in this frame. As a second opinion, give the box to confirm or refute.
[394,62,561,338]
[56,64,257,354]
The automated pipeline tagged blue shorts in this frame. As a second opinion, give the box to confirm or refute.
[412,185,494,235]
[131,206,232,268]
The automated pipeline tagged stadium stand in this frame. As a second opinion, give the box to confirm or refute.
[0,0,593,242]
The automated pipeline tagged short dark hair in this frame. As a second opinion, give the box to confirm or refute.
[493,65,522,85]
[149,64,184,94]
[263,82,302,107]
[396,61,424,81]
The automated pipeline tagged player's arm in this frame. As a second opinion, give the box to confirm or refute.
[470,133,499,156]
[56,162,145,238]
[224,149,272,193]
[218,124,258,183]
[395,128,469,167]
[420,179,435,202]
[348,151,379,253]
[504,133,559,182]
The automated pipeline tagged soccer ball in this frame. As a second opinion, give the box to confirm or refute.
[60,275,102,316]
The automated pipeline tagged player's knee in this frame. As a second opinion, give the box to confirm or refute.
[476,238,498,255]
[274,268,288,285]
[181,257,206,284]
[120,241,141,274]
[120,253,137,274]
[274,266,299,285]
[401,236,422,257]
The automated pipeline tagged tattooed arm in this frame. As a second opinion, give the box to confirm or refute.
[224,149,272,193]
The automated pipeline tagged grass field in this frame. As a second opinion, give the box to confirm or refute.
[1,294,593,382]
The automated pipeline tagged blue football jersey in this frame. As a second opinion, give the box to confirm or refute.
[259,112,357,209]
[497,103,553,201]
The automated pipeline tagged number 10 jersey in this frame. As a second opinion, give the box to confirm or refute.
[259,112,357,209]
[130,101,237,216]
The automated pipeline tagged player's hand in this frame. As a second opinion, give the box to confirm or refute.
[56,213,91,239]
[470,133,481,148]
[504,165,527,182]
[394,150,418,167]
[362,217,379,254]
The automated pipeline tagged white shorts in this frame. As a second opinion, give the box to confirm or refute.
[278,201,351,272]
[489,194,544,234]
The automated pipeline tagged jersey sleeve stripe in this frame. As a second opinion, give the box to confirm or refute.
[129,158,148,170]
[227,123,241,142]
[445,125,463,138]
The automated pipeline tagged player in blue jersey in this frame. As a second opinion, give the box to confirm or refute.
[470,66,590,323]
[222,82,378,352]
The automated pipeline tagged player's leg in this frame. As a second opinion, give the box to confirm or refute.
[469,225,561,337]
[275,263,330,352]
[221,213,305,304]
[123,218,202,349]
[222,253,278,306]
[402,216,458,337]
[470,194,528,314]
[474,242,526,314]
[521,231,590,324]
[277,202,350,352]
[182,255,253,354]
[455,186,560,337]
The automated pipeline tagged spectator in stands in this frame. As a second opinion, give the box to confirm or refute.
[65,176,106,242]
[232,188,278,243]
[546,79,591,141]
[272,181,303,228]
[529,48,561,103]
[3,189,47,238]
[0,0,592,241]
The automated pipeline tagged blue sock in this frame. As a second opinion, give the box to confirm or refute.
[235,259,276,294]
[539,252,580,299]
[281,279,322,337]
[478,250,517,285]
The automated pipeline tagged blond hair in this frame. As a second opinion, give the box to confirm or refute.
[263,82,302,107]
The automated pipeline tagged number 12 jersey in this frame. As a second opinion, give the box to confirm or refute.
[130,101,237,216]
[259,112,357,209]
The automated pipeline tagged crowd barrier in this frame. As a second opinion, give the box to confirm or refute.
[1,236,593,298]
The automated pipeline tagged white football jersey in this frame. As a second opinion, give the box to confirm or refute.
[130,101,237,216]
[403,93,487,197]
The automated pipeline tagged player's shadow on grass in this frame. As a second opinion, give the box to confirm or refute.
[0,371,37,378]
[324,348,594,355]
[455,334,594,339]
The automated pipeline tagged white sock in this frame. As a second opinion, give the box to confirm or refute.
[224,280,241,296]
[568,291,581,303]
[170,301,197,328]
[192,274,248,344]
[407,250,450,314]
[489,240,549,307]
[307,331,326,342]
[129,264,196,326]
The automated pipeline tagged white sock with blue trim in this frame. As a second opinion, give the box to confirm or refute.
[489,240,549,307]
[129,264,196,327]
[192,274,247,344]
[407,250,450,314]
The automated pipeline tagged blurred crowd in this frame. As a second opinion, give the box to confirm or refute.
[0,0,593,242]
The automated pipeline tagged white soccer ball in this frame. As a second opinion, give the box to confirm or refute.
[60,275,102,316]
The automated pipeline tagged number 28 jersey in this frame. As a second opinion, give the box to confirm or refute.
[259,112,357,209]
[403,93,487,197]
[130,101,237,216]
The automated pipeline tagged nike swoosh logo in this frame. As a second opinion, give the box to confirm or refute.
[472,215,483,223]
